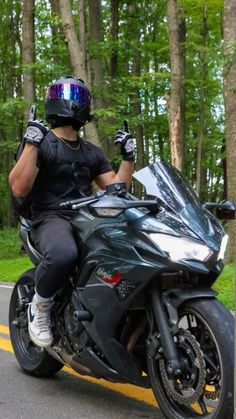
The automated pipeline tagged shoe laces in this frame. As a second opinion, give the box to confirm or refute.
[33,302,53,333]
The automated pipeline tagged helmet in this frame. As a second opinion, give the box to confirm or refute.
[45,76,92,129]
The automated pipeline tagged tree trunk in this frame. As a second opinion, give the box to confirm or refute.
[49,0,63,36]
[88,0,109,153]
[59,0,87,80]
[110,0,120,78]
[49,0,65,66]
[88,0,104,98]
[128,4,143,196]
[196,4,208,199]
[221,137,227,200]
[58,0,101,146]
[167,0,183,171]
[178,4,186,172]
[153,20,164,161]
[22,0,35,121]
[223,0,236,262]
[101,0,121,160]
[78,0,88,83]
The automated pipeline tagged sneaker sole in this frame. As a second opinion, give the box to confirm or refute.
[28,327,53,348]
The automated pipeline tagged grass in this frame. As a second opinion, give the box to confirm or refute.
[0,228,234,310]
[0,257,33,282]
[213,264,235,310]
[0,227,34,282]
[0,227,23,260]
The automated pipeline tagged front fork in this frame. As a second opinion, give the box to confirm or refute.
[148,288,182,377]
[147,287,217,378]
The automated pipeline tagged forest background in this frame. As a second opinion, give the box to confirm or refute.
[0,0,235,262]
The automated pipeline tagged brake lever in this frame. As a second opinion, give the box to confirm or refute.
[60,195,95,209]
[72,198,100,210]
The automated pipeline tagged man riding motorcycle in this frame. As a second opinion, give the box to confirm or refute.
[8,75,135,348]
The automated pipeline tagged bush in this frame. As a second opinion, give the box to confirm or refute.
[0,227,22,259]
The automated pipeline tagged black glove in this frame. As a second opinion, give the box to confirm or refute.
[114,130,136,161]
[24,105,49,147]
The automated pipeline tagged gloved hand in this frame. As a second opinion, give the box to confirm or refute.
[24,105,49,147]
[114,130,136,161]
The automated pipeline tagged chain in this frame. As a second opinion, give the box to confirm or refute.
[57,136,81,151]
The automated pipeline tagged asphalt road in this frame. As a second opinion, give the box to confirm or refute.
[0,283,166,419]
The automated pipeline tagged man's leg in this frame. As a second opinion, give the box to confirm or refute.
[28,216,78,347]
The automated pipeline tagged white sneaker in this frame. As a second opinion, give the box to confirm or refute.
[28,295,53,348]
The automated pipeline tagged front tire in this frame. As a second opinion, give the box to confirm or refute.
[147,298,234,419]
[9,271,63,377]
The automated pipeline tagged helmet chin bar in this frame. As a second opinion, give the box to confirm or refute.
[49,117,82,130]
[46,107,93,130]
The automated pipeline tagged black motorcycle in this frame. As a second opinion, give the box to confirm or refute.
[9,160,235,419]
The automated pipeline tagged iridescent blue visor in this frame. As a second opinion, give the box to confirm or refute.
[46,83,91,107]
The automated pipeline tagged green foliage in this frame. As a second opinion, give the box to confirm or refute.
[213,264,235,310]
[34,0,72,105]
[0,228,22,259]
[0,227,33,281]
[0,175,11,228]
[0,257,33,283]
[0,0,232,227]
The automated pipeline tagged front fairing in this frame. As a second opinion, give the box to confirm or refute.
[133,161,224,251]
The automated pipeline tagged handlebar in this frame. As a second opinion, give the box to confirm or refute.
[60,194,159,214]
[60,195,96,209]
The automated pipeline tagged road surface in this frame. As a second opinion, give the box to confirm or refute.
[0,283,166,419]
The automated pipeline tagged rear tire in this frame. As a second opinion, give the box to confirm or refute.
[147,298,234,419]
[9,271,63,377]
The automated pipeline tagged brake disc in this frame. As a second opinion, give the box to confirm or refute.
[159,330,206,406]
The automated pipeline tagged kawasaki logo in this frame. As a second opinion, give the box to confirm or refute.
[96,267,122,286]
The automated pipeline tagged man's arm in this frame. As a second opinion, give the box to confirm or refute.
[95,128,135,190]
[9,105,49,197]
[95,160,134,190]
[8,144,39,197]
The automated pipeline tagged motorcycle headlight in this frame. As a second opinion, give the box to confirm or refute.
[149,233,213,262]
[92,208,123,217]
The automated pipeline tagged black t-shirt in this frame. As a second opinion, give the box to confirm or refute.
[31,130,112,221]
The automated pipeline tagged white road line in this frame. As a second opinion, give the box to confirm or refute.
[0,284,14,289]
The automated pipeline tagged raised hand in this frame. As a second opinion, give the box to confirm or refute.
[24,105,49,147]
[114,129,136,161]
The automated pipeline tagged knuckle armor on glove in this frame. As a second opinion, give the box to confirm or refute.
[114,130,136,161]
[24,120,49,147]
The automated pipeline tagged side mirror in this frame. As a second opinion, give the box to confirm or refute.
[204,200,236,220]
[215,200,236,220]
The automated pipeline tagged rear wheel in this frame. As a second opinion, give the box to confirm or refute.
[9,271,63,377]
[147,298,234,419]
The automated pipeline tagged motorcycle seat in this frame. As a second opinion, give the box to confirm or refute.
[19,218,43,265]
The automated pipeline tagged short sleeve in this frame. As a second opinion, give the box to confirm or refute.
[94,146,113,176]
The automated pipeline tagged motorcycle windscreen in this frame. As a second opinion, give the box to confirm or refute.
[133,161,223,250]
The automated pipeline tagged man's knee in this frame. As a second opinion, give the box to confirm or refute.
[46,243,78,273]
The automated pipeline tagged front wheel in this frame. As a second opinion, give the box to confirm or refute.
[9,271,63,377]
[147,298,234,419]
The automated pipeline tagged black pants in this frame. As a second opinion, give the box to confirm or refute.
[31,216,78,298]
